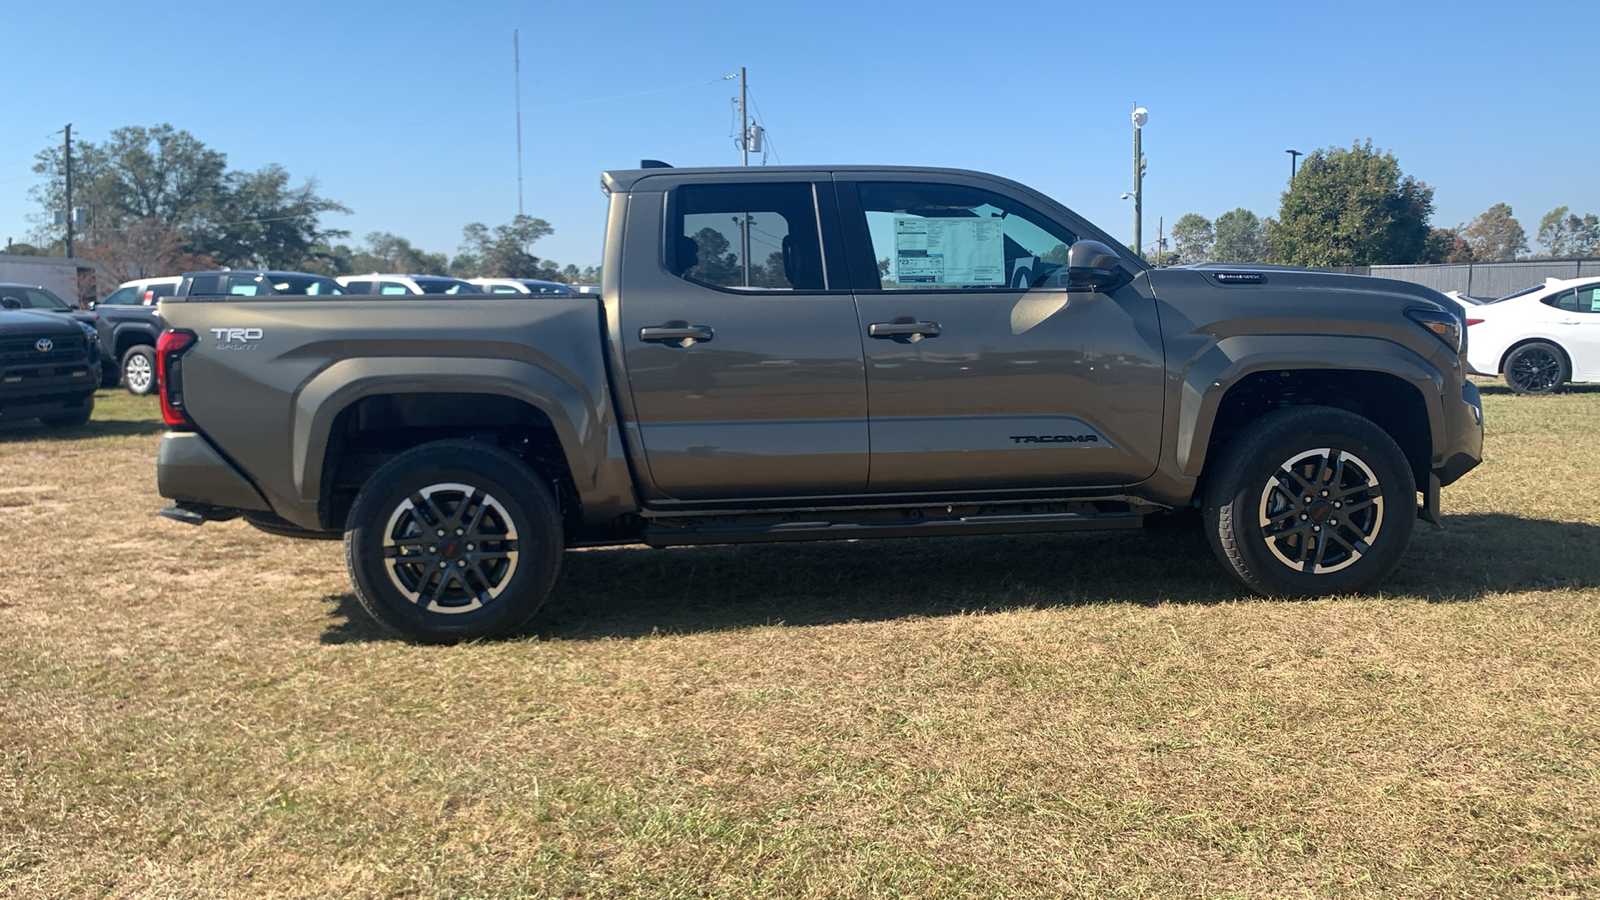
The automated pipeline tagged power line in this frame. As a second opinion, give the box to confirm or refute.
[0,131,58,154]
[745,89,781,165]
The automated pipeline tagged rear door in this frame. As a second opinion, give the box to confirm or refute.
[837,174,1167,493]
[615,174,868,502]
[1548,284,1600,377]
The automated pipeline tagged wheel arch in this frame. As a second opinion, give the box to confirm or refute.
[292,360,636,532]
[1497,336,1571,375]
[1177,336,1444,495]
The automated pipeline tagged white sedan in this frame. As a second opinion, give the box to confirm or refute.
[1465,277,1600,394]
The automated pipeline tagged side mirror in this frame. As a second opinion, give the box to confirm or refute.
[1066,240,1130,291]
[87,300,97,310]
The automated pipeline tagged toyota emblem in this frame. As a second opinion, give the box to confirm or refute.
[35,338,53,353]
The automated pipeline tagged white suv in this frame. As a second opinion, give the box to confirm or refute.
[336,274,478,295]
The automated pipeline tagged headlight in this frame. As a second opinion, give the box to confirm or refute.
[1406,306,1463,354]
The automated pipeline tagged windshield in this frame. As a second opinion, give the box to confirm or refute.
[0,287,71,309]
[1488,284,1548,304]
[415,278,476,294]
[269,275,345,295]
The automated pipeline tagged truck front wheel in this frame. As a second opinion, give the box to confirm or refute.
[1203,406,1415,598]
[344,440,563,643]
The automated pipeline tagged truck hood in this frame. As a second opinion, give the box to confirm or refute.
[0,309,95,337]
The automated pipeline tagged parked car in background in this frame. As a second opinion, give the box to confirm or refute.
[467,278,576,296]
[337,274,478,295]
[1465,276,1600,393]
[0,283,103,384]
[0,307,98,427]
[176,271,346,298]
[93,276,182,392]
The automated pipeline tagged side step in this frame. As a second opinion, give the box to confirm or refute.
[643,511,1143,548]
[158,501,241,526]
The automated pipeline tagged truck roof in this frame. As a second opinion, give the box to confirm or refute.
[601,164,1022,195]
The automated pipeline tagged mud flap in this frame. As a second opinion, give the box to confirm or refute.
[1416,472,1441,527]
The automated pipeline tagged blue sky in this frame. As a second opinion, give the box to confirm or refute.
[4,0,1597,269]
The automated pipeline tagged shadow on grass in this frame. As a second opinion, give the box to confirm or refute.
[1477,381,1600,396]
[0,417,164,441]
[317,513,1600,644]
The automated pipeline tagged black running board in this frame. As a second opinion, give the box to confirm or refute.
[158,501,241,526]
[643,511,1143,547]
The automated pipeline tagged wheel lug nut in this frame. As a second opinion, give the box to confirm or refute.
[437,530,445,537]
[1329,519,1337,526]
[1300,514,1308,520]
[1304,496,1312,503]
[438,561,447,568]
[1321,490,1329,497]
[457,560,466,568]
[466,543,475,551]
[429,546,437,553]
[1312,525,1321,532]
[455,528,464,536]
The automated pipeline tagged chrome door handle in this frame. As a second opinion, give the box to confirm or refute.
[868,320,942,341]
[640,324,714,347]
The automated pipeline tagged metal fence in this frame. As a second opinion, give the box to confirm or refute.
[1321,259,1600,298]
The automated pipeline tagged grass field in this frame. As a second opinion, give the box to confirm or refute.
[1,386,1597,898]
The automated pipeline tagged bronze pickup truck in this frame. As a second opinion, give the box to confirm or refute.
[153,164,1484,642]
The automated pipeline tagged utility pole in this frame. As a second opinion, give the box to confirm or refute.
[63,124,74,259]
[513,30,524,216]
[1286,149,1302,184]
[1156,216,1164,266]
[737,66,751,285]
[1131,107,1148,260]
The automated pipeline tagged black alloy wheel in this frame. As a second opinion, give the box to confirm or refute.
[345,439,563,643]
[1503,342,1567,395]
[1204,406,1415,597]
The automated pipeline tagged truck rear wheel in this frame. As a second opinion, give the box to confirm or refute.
[1203,406,1415,598]
[344,440,563,643]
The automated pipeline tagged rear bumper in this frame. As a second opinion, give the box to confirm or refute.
[157,431,272,513]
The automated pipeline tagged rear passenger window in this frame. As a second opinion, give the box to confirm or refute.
[101,287,138,306]
[379,282,410,295]
[669,182,824,291]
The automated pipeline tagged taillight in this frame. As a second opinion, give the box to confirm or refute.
[1465,318,1484,326]
[157,329,197,428]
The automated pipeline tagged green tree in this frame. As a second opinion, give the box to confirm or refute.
[1171,213,1214,264]
[1421,227,1475,264]
[30,124,347,271]
[197,165,351,269]
[1212,208,1271,263]
[1535,206,1600,258]
[457,215,555,278]
[685,227,741,285]
[1274,140,1434,266]
[346,231,448,275]
[1461,203,1527,262]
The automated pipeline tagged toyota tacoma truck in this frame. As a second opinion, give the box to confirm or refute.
[152,164,1484,643]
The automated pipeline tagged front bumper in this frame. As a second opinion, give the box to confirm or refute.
[1434,380,1483,487]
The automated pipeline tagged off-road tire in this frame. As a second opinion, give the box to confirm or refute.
[1503,341,1568,395]
[344,439,563,643]
[39,398,94,428]
[1203,406,1415,597]
[121,345,157,396]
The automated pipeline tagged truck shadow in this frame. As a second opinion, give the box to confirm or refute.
[0,418,165,441]
[317,512,1600,644]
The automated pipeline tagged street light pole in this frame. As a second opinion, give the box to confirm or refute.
[1286,149,1302,184]
[1131,106,1148,259]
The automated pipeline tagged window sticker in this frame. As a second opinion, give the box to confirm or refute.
[894,217,1005,286]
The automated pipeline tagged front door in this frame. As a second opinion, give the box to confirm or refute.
[838,176,1167,494]
[616,178,869,502]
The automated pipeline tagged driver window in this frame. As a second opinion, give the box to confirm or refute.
[857,182,1077,290]
[1577,286,1600,313]
[102,287,138,306]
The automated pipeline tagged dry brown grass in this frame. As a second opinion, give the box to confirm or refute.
[1,385,1597,898]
